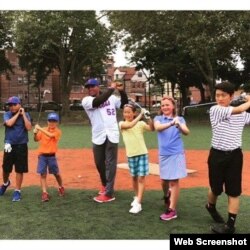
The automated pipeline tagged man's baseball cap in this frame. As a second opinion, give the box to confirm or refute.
[6,96,21,104]
[85,78,100,87]
[47,112,59,122]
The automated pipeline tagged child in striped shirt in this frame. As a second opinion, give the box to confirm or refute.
[206,81,250,234]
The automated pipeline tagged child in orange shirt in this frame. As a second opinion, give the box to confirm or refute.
[33,112,64,202]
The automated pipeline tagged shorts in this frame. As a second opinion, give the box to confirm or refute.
[159,153,187,180]
[128,154,149,177]
[37,154,59,174]
[208,147,243,197]
[2,144,28,173]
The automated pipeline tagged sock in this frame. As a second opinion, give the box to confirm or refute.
[15,189,21,193]
[4,181,9,186]
[227,213,237,228]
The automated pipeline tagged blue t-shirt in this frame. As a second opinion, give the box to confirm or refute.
[3,111,31,144]
[154,115,186,156]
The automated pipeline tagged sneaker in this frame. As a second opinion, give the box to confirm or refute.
[93,194,115,203]
[12,190,21,202]
[211,223,235,234]
[160,209,177,221]
[98,186,106,195]
[163,190,171,209]
[205,204,224,223]
[42,192,50,202]
[131,196,138,207]
[129,203,142,214]
[0,180,11,196]
[58,186,65,196]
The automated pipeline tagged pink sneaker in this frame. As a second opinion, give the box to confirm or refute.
[42,192,50,202]
[160,209,177,221]
[58,186,65,196]
[93,194,115,203]
[98,186,106,195]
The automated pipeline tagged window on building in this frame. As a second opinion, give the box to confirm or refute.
[23,77,28,84]
[71,85,83,93]
[18,77,23,84]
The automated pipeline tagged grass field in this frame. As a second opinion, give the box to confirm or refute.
[2,122,250,150]
[0,187,250,239]
[1,113,250,240]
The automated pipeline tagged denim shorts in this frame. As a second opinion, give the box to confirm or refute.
[37,154,59,174]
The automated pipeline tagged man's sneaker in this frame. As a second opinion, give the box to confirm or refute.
[131,196,138,207]
[160,208,177,221]
[129,203,142,214]
[98,186,106,195]
[42,192,50,202]
[205,204,224,223]
[58,186,65,196]
[0,180,11,196]
[211,223,235,234]
[12,190,21,202]
[163,190,171,209]
[93,194,115,203]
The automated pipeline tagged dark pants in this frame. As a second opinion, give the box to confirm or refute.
[93,138,118,197]
[208,147,243,197]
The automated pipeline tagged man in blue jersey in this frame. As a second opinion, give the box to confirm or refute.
[0,96,32,201]
[206,81,250,234]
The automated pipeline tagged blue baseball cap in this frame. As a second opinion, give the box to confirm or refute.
[47,112,59,122]
[85,78,100,87]
[7,96,21,104]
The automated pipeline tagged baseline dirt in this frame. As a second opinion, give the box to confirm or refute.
[1,149,249,195]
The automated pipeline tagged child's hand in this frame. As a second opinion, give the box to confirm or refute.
[35,124,41,131]
[173,117,180,127]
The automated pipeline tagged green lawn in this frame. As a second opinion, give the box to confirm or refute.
[1,122,250,150]
[0,187,249,239]
[1,115,250,240]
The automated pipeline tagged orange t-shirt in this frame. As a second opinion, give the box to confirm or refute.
[36,127,61,155]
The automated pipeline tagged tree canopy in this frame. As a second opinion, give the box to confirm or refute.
[108,11,250,103]
[0,12,13,75]
[14,11,114,114]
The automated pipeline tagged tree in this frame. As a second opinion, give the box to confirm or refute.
[107,11,247,102]
[0,11,13,75]
[14,11,114,115]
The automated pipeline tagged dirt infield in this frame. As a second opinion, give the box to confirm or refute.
[1,149,250,195]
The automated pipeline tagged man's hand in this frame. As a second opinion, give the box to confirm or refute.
[116,82,124,91]
[4,143,12,153]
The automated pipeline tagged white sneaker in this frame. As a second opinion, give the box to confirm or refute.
[129,203,142,214]
[131,196,138,206]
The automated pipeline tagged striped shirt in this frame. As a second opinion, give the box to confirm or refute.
[210,105,250,151]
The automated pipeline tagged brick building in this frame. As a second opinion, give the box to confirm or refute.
[1,50,181,109]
